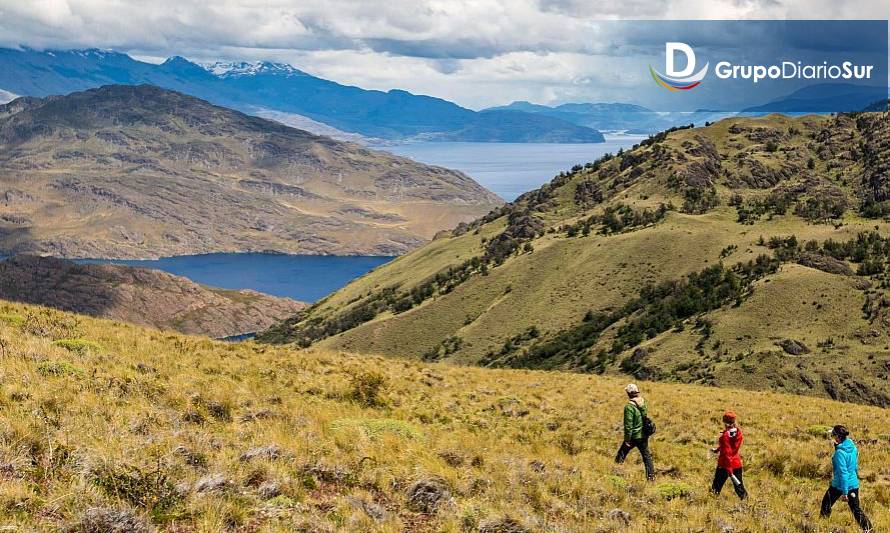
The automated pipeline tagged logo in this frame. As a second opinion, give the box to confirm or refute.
[650,42,709,91]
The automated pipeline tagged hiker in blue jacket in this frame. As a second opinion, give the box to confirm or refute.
[820,425,873,531]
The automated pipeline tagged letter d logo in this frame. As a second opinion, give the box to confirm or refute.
[650,42,709,92]
[666,42,696,77]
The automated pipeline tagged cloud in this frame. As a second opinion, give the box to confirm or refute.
[0,0,887,108]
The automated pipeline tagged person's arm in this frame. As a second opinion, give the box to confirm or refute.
[717,432,732,469]
[623,404,634,443]
[832,450,849,493]
[731,430,743,457]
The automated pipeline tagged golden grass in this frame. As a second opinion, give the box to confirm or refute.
[0,300,888,531]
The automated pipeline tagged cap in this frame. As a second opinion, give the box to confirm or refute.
[831,425,849,441]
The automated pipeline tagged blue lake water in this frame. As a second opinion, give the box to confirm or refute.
[376,136,645,201]
[76,253,395,303]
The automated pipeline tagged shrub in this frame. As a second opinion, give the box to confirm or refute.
[608,475,628,490]
[265,495,297,508]
[205,400,233,422]
[53,339,102,354]
[329,418,423,440]
[806,425,832,438]
[22,311,83,340]
[657,482,692,500]
[556,431,583,456]
[37,360,84,377]
[299,462,357,487]
[789,457,826,479]
[69,507,151,533]
[0,313,24,327]
[347,369,388,407]
[681,186,719,214]
[91,463,182,521]
[478,516,531,533]
[761,453,790,477]
[406,478,451,514]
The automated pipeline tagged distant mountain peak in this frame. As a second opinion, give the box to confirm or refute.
[202,60,305,78]
[66,48,123,60]
[162,55,193,66]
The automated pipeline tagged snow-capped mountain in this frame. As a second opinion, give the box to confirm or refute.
[203,61,304,78]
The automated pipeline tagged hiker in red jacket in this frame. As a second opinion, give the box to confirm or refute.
[710,410,748,500]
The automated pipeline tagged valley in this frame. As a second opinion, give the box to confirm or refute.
[4,7,889,532]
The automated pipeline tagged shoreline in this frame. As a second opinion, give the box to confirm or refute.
[1,250,401,262]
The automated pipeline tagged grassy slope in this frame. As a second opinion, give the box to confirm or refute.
[322,209,886,359]
[270,112,890,404]
[1,300,890,531]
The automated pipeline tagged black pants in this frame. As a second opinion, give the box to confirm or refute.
[820,486,872,531]
[710,467,747,499]
[615,437,654,480]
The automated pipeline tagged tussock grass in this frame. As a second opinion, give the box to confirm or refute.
[0,301,887,531]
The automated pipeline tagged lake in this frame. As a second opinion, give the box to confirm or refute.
[376,136,645,200]
[76,253,394,303]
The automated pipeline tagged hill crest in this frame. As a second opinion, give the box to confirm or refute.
[0,84,502,259]
[0,255,305,338]
[260,111,890,406]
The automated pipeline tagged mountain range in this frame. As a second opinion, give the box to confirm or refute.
[740,83,889,114]
[260,110,890,407]
[488,84,889,134]
[0,84,502,259]
[484,101,733,134]
[0,47,604,143]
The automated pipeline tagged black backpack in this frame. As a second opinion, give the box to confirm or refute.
[634,403,657,437]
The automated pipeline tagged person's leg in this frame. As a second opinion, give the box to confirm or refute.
[820,486,842,518]
[636,437,655,480]
[615,441,634,464]
[731,467,748,500]
[845,489,873,531]
[710,467,728,495]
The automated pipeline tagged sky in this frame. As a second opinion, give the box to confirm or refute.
[0,1,888,109]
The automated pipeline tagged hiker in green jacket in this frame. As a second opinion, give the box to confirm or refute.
[614,383,655,480]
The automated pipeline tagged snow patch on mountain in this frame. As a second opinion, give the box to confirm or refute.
[202,61,304,78]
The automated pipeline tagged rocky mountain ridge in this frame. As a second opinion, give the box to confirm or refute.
[0,84,502,259]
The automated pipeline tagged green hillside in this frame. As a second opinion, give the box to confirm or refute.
[260,112,890,406]
[1,300,890,531]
